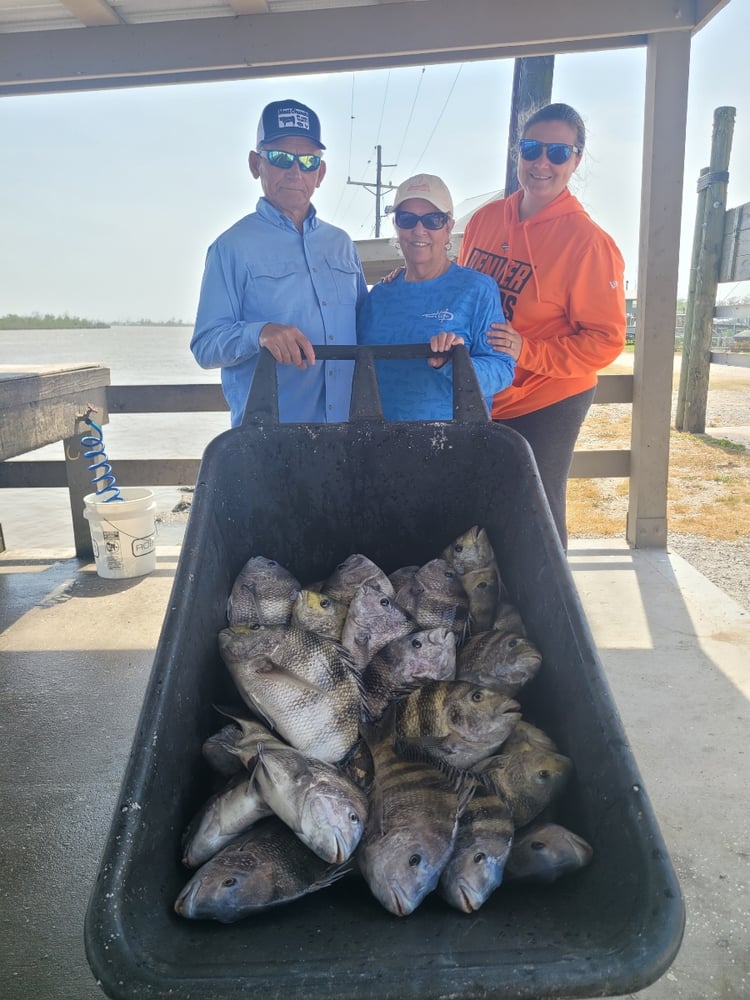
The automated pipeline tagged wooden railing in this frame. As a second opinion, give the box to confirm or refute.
[0,375,633,558]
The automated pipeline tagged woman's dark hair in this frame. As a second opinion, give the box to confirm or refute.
[521,103,586,150]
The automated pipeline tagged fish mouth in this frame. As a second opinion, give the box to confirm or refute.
[388,881,416,917]
[456,878,482,913]
[174,879,201,917]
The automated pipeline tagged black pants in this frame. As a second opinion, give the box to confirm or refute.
[495,387,596,550]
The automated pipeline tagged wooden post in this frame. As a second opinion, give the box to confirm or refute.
[504,56,554,198]
[675,166,709,430]
[627,30,690,549]
[681,106,735,434]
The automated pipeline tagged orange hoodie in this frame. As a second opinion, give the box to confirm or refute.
[458,187,626,420]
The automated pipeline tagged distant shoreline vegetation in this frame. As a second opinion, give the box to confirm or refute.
[0,312,109,330]
[0,313,190,329]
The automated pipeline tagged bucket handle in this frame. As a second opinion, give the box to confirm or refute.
[241,344,490,426]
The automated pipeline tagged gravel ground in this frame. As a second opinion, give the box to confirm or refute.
[667,532,750,612]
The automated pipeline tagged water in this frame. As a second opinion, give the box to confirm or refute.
[1,325,230,551]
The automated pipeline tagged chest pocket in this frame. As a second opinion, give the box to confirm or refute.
[323,252,361,305]
[245,256,310,319]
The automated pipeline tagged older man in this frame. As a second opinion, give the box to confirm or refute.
[191,100,367,426]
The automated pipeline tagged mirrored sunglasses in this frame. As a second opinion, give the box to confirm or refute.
[259,149,322,172]
[394,209,450,230]
[519,140,581,165]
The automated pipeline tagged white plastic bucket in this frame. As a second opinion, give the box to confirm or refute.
[83,487,157,579]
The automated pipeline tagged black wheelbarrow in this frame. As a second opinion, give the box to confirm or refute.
[85,345,684,999]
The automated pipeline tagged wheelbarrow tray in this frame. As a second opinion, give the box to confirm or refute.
[85,348,684,1000]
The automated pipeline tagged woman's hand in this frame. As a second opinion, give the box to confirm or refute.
[379,266,405,284]
[428,331,465,369]
[487,322,523,361]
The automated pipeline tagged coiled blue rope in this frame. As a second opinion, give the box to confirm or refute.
[80,417,124,502]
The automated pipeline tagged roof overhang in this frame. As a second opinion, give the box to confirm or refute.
[0,0,732,97]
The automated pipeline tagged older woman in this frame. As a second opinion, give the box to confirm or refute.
[458,104,626,547]
[357,173,515,421]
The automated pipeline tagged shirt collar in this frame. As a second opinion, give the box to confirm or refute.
[257,196,319,232]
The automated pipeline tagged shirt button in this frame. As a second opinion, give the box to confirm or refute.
[321,300,327,306]
[328,369,334,376]
[328,335,334,341]
[328,404,333,410]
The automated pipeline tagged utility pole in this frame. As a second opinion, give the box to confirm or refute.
[347,145,397,236]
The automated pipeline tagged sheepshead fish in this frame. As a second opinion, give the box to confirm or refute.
[321,553,394,605]
[290,587,348,640]
[181,772,273,869]
[174,817,348,923]
[227,556,300,627]
[394,681,521,769]
[388,565,419,593]
[252,742,368,863]
[362,628,457,721]
[493,600,527,636]
[461,565,501,633]
[503,720,559,755]
[202,708,288,775]
[438,785,514,913]
[218,625,362,764]
[341,582,416,673]
[472,744,572,828]
[358,721,473,916]
[455,630,542,697]
[442,525,499,577]
[506,823,593,883]
[395,558,470,639]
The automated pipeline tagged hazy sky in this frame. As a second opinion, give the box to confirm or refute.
[1,1,749,323]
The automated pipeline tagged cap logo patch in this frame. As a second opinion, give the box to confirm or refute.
[278,108,310,132]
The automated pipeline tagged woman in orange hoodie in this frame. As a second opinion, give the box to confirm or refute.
[458,103,626,548]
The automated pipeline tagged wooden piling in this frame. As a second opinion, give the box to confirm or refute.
[675,166,709,430]
[680,106,735,434]
[504,56,554,198]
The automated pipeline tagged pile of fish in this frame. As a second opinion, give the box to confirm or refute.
[174,526,593,923]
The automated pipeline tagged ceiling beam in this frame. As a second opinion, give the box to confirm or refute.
[226,1,270,12]
[59,0,122,27]
[0,0,710,96]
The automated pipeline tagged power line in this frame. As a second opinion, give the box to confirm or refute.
[388,66,427,184]
[408,64,464,174]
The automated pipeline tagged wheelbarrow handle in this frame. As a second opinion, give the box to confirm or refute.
[242,344,490,426]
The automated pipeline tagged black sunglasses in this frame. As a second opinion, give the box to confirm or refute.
[259,149,322,172]
[519,140,581,165]
[394,209,450,230]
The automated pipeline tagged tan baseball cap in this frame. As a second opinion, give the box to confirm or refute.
[392,173,453,214]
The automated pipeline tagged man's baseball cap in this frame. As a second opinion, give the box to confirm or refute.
[256,100,326,150]
[392,173,453,214]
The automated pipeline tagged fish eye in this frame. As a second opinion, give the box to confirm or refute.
[349,812,361,824]
[471,689,485,702]
[222,877,238,887]
[473,852,486,864]
[410,638,423,649]
[266,560,278,567]
[507,638,519,648]
[408,853,421,867]
[444,570,456,579]
[379,597,391,607]
[477,582,488,590]
[320,597,331,608]
[538,769,550,780]
[250,624,262,631]
[454,544,464,553]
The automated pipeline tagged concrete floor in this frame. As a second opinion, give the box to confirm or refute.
[0,530,748,1000]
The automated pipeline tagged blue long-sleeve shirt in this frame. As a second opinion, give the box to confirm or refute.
[191,197,368,426]
[357,263,515,420]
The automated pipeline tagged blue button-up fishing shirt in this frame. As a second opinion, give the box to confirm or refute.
[191,197,368,426]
